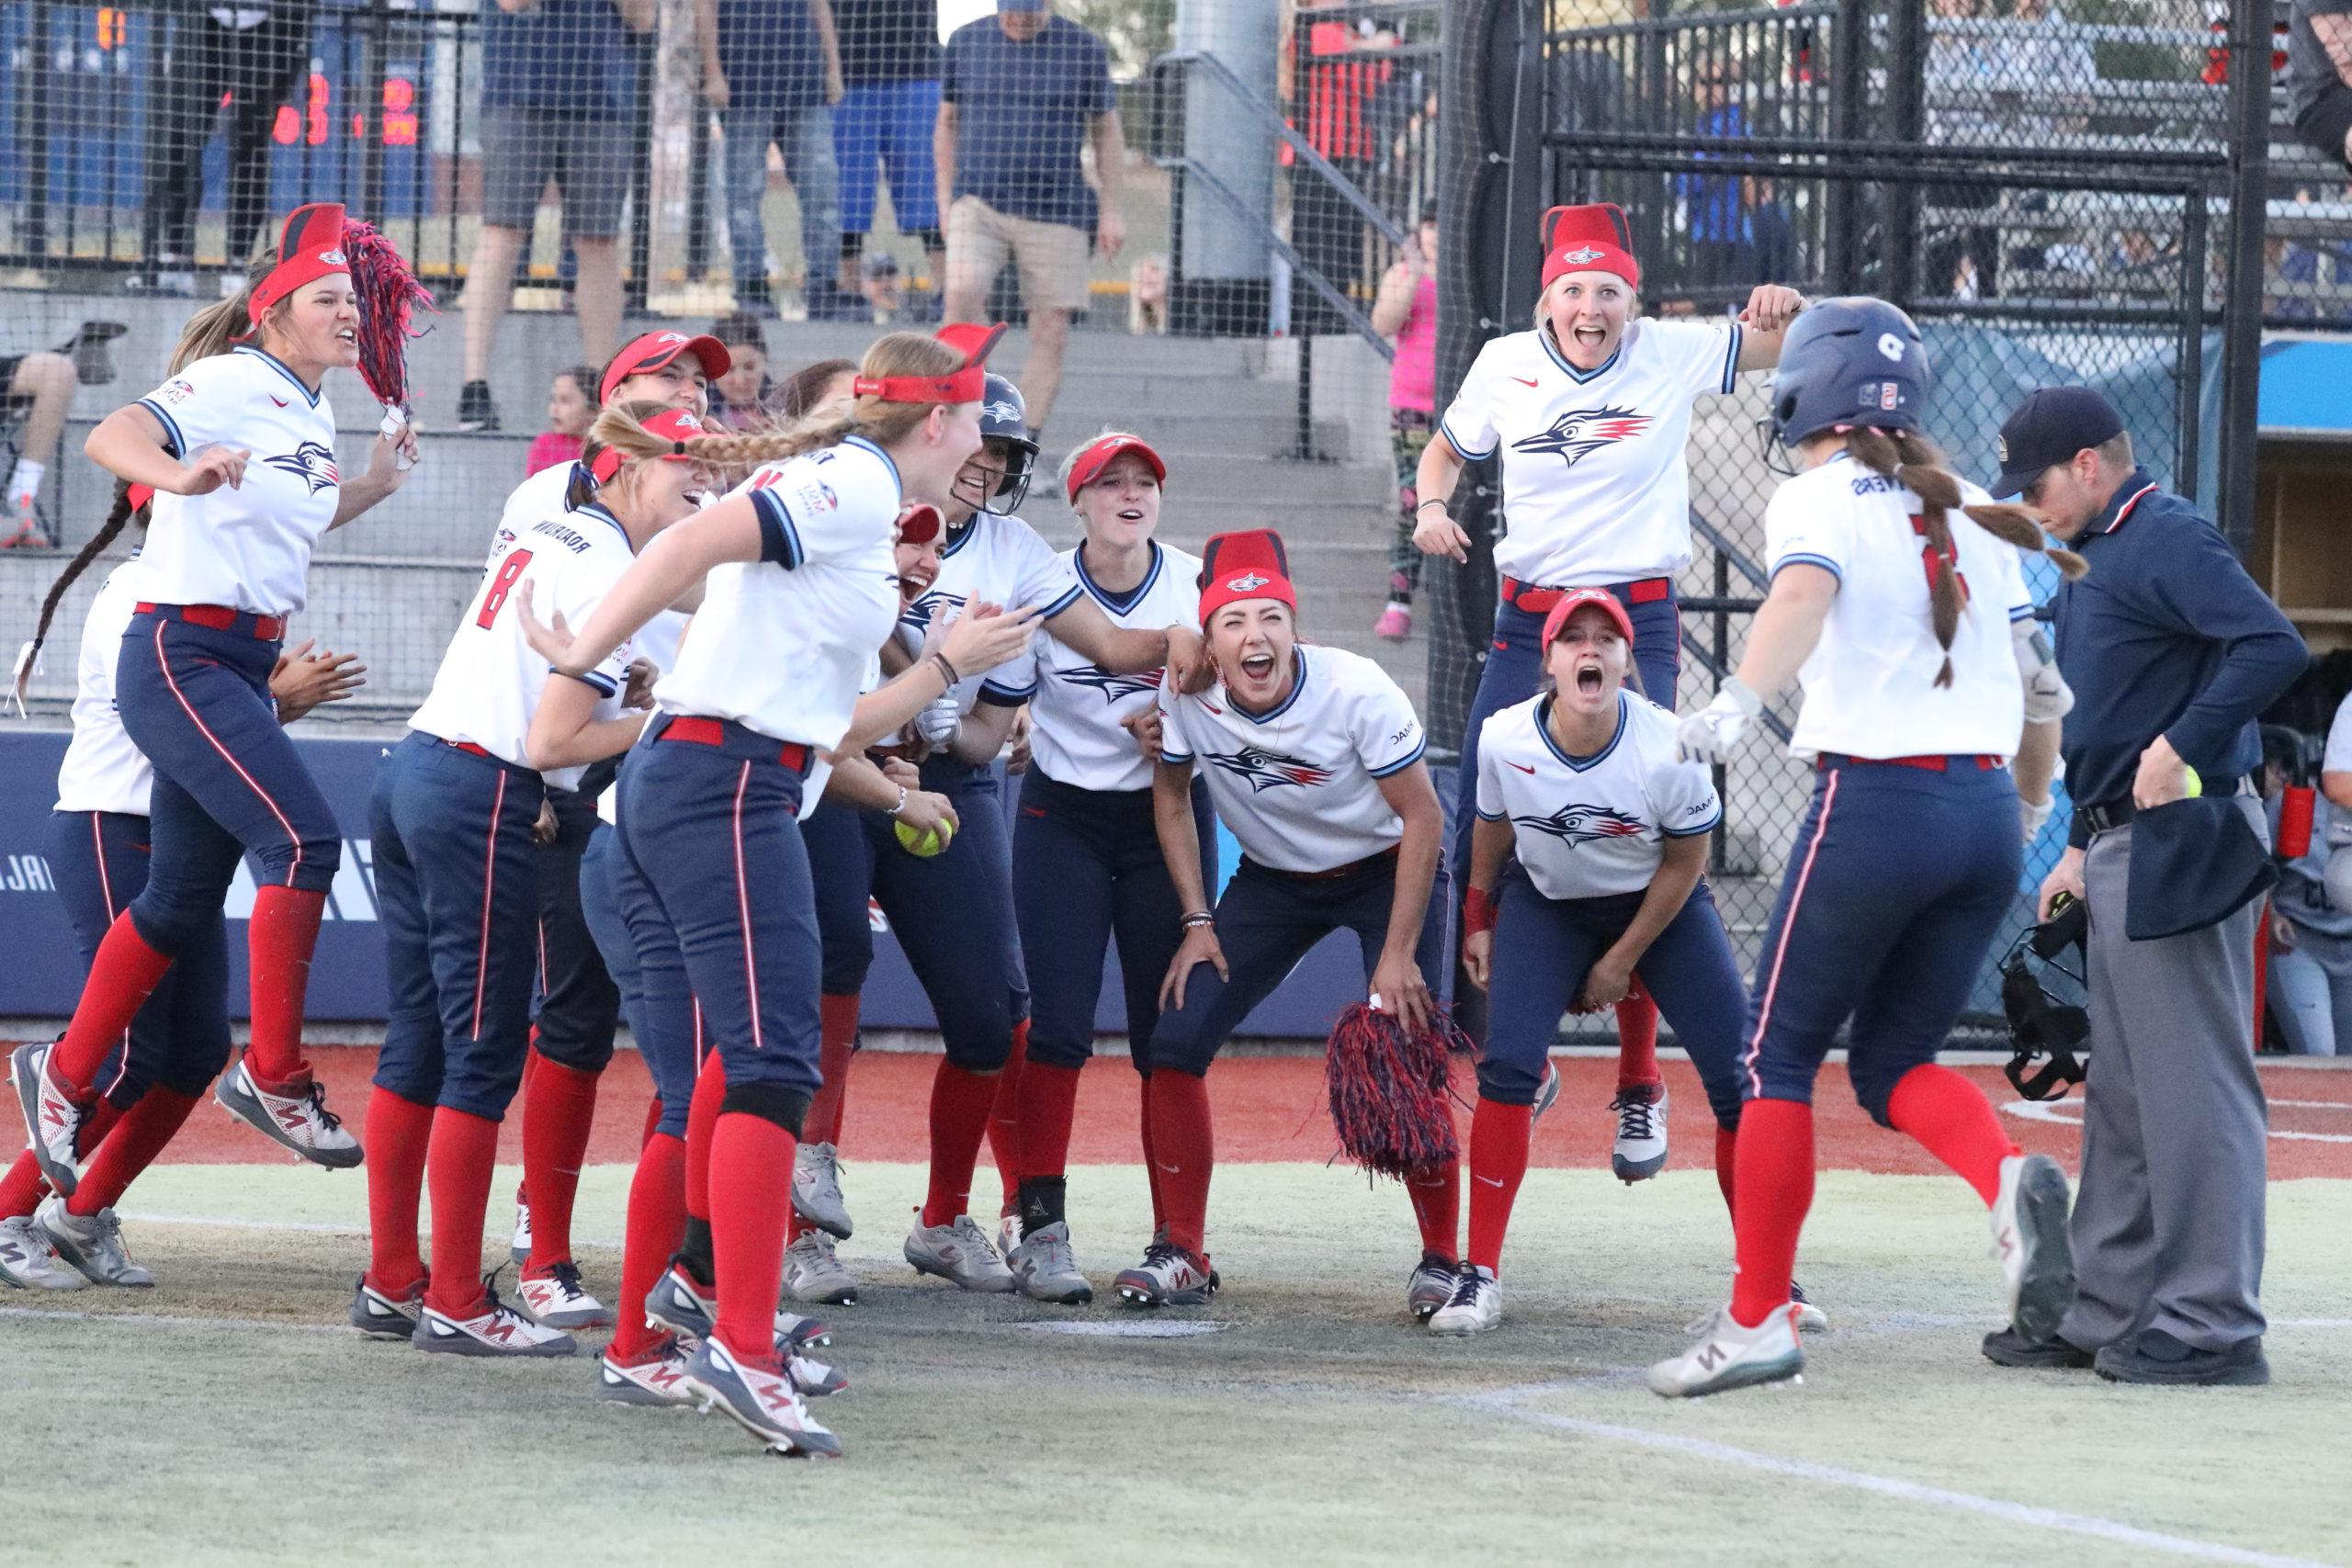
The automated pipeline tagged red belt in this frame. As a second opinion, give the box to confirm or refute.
[1501,575,1671,615]
[659,715,813,773]
[446,739,496,760]
[136,602,287,640]
[1820,753,2002,773]
[1274,844,1401,882]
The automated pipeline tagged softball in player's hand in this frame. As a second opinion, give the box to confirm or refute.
[892,789,960,857]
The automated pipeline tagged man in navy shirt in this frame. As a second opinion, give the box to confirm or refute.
[2000,387,2306,1387]
[833,0,947,312]
[457,0,653,433]
[937,0,1125,436]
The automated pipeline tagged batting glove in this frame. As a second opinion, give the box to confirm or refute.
[1677,678,1761,764]
[2020,792,2053,843]
[914,694,961,749]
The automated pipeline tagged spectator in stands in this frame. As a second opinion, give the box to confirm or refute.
[0,350,78,547]
[700,0,863,321]
[526,366,598,478]
[1678,65,1753,290]
[834,0,946,316]
[1546,0,1638,136]
[707,313,775,425]
[2269,729,2352,1055]
[1287,8,1396,334]
[862,252,909,321]
[2290,0,2352,174]
[939,0,1125,438]
[457,0,654,433]
[1370,201,1437,643]
[1925,0,2004,299]
[142,0,317,298]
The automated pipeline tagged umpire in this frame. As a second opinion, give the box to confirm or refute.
[1990,388,2307,1386]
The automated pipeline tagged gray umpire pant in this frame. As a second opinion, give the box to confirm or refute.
[2059,798,2269,1355]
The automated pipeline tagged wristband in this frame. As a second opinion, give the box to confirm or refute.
[932,652,960,689]
[1464,886,1497,936]
[1415,500,1448,514]
[1181,910,1215,931]
[889,785,909,818]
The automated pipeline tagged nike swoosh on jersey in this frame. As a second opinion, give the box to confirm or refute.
[1507,376,1540,387]
[1505,760,1537,773]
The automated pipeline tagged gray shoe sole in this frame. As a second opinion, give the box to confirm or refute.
[521,1301,614,1331]
[214,1068,364,1170]
[411,1315,577,1358]
[1428,1313,1499,1337]
[787,1273,861,1307]
[1611,1146,1668,1183]
[351,1303,419,1340]
[2009,1154,2076,1344]
[1017,1269,1095,1305]
[1114,1268,1219,1307]
[12,1045,78,1198]
[1655,1346,1805,1398]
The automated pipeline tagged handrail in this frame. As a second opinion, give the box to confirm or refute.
[1155,151,1396,362]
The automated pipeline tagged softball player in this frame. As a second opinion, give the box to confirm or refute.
[1125,529,1452,1313]
[519,327,1000,1457]
[1,498,359,1292]
[788,378,1208,1303]
[1451,587,1826,1337]
[1648,298,2084,1398]
[996,432,1215,1304]
[14,203,421,1191]
[351,407,715,1356]
[1417,203,1804,1177]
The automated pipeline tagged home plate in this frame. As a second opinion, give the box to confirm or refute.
[1017,1320,1229,1338]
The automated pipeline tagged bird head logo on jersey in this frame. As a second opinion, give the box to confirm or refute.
[1062,665,1163,704]
[1512,803,1649,846]
[263,441,342,494]
[1205,744,1334,794]
[1512,407,1656,469]
[901,588,968,632]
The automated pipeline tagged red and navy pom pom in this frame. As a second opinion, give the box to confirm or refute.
[342,219,435,412]
[1324,1002,1471,1181]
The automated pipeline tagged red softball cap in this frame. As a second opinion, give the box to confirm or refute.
[1540,203,1641,291]
[1197,528,1295,623]
[601,331,732,405]
[1065,433,1166,501]
[854,321,1009,405]
[248,203,349,324]
[1540,586,1635,649]
[590,407,714,484]
[897,502,944,546]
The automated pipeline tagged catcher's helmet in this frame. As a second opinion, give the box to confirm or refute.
[977,373,1037,515]
[1998,893,2089,1102]
[1769,296,1930,449]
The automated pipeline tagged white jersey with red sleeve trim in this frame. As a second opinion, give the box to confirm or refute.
[53,558,156,817]
[408,499,644,791]
[1764,451,2031,761]
[1438,317,1742,588]
[896,511,1084,716]
[1158,646,1426,874]
[132,345,343,615]
[1027,541,1202,794]
[653,436,902,748]
[1475,690,1719,900]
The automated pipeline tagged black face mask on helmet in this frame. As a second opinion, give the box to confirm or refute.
[973,372,1037,515]
[1999,893,2089,1102]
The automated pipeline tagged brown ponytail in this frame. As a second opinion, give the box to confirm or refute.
[24,479,151,679]
[1845,426,2086,690]
[167,252,285,376]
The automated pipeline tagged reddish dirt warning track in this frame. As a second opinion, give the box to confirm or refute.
[123,1050,2352,1179]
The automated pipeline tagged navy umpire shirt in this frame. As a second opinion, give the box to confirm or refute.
[2052,467,2307,847]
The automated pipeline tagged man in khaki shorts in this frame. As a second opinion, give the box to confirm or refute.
[936,0,1125,438]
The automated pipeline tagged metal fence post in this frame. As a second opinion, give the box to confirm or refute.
[1883,0,1926,309]
[1825,0,1869,295]
[2216,0,2270,558]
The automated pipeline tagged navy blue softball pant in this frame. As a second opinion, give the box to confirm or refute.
[369,731,545,1121]
[576,821,657,1079]
[1479,873,1747,1126]
[1150,852,1450,1078]
[1012,770,1216,1075]
[805,757,1023,1073]
[532,784,623,1074]
[615,716,821,1139]
[1741,756,2022,1126]
[46,809,232,1104]
[113,607,341,954]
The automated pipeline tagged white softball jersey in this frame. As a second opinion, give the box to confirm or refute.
[1439,317,1742,589]
[133,345,345,615]
[1159,645,1427,874]
[895,511,1084,714]
[1023,540,1203,794]
[53,558,155,817]
[1764,450,2033,762]
[1475,690,1720,901]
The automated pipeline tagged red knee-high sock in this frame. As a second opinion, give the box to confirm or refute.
[362,1087,435,1296]
[1728,1098,1815,1328]
[70,1088,200,1214]
[683,1051,728,1227]
[922,1060,999,1228]
[1015,1060,1082,1185]
[805,994,859,1147]
[514,1046,540,1208]
[1406,1156,1461,1263]
[244,886,327,1089]
[708,1111,796,1366]
[1714,1123,1738,1219]
[522,1057,602,1275]
[1137,1074,1165,1232]
[1465,1097,1533,1274]
[50,916,175,1091]
[609,1132,687,1360]
[1614,985,1661,1096]
[1885,1064,2016,1206]
[987,1020,1030,1212]
[424,1107,503,1318]
[1146,1070,1215,1259]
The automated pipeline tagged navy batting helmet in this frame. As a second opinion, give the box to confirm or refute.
[977,372,1037,514]
[1768,297,1930,449]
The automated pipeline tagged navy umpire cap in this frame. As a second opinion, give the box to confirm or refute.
[2124,795,2277,942]
[1769,297,1929,448]
[1989,386,2125,500]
